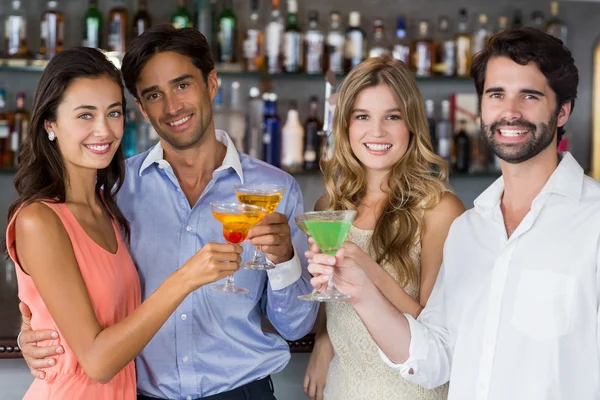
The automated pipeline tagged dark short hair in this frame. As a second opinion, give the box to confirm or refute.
[7,47,130,245]
[121,24,215,100]
[470,27,578,142]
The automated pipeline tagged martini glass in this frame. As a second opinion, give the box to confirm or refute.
[294,213,311,236]
[234,183,287,270]
[298,210,357,302]
[211,201,266,294]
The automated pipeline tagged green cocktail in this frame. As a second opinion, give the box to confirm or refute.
[298,210,357,302]
[304,220,352,255]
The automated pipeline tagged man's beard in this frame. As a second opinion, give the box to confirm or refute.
[480,113,558,164]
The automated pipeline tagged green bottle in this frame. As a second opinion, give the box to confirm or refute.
[217,0,237,62]
[83,0,102,48]
[172,0,192,29]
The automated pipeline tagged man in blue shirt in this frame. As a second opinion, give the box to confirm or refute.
[17,25,318,399]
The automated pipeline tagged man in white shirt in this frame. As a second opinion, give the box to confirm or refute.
[307,28,600,399]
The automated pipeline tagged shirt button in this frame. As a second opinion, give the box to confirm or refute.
[181,314,187,321]
[186,397,192,400]
[186,225,192,232]
[182,356,189,363]
[277,307,283,313]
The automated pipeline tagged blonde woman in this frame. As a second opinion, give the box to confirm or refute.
[303,55,465,400]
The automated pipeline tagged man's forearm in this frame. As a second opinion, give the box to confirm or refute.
[352,281,412,364]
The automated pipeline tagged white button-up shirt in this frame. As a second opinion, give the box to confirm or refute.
[380,152,600,400]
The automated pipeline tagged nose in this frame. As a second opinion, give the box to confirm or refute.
[369,118,386,138]
[163,92,184,116]
[499,97,523,122]
[92,116,114,139]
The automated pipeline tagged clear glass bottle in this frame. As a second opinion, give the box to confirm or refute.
[304,10,324,74]
[368,18,390,58]
[107,0,128,53]
[392,16,410,65]
[283,0,302,73]
[40,1,65,58]
[243,0,264,72]
[265,0,284,74]
[325,11,344,74]
[411,20,434,77]
[4,1,28,58]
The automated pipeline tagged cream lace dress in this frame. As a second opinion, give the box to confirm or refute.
[323,225,449,400]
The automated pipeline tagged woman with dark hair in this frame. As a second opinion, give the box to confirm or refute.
[5,47,242,399]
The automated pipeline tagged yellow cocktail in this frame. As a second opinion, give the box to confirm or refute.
[233,183,287,270]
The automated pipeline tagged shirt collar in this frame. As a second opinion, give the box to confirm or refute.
[474,152,583,212]
[138,129,244,182]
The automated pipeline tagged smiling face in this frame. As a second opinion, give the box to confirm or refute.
[45,76,124,172]
[480,56,571,164]
[134,51,218,151]
[348,84,411,174]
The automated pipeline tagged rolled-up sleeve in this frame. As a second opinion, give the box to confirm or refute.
[378,261,454,390]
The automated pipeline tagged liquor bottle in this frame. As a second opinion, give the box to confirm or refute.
[243,0,264,72]
[545,1,567,45]
[133,0,152,37]
[216,0,237,63]
[212,78,226,131]
[325,11,344,74]
[454,120,470,173]
[244,87,264,159]
[195,0,215,47]
[435,16,455,76]
[472,13,491,56]
[263,93,281,167]
[511,10,523,29]
[283,0,302,73]
[529,11,545,30]
[83,0,102,48]
[455,9,471,78]
[496,16,509,34]
[303,96,323,171]
[4,0,27,58]
[368,18,390,58]
[425,99,437,151]
[172,0,192,29]
[344,12,366,73]
[281,102,304,173]
[0,89,13,168]
[392,16,410,65]
[228,81,246,150]
[304,10,324,75]
[265,0,284,74]
[40,1,65,58]
[11,91,29,166]
[123,110,138,158]
[436,99,452,165]
[411,20,434,77]
[107,0,128,53]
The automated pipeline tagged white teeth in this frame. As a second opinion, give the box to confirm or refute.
[499,129,529,137]
[86,144,109,151]
[169,115,191,126]
[365,143,392,151]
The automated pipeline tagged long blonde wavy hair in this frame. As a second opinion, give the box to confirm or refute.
[322,55,449,288]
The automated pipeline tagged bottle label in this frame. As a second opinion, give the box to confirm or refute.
[172,16,189,29]
[345,31,363,67]
[244,30,259,59]
[304,149,316,162]
[392,44,410,64]
[438,138,450,158]
[6,17,26,56]
[10,131,19,152]
[414,42,431,76]
[108,19,125,52]
[284,32,302,72]
[305,33,324,74]
[84,19,100,48]
[218,19,235,62]
[0,121,10,139]
[327,34,344,73]
[41,21,48,40]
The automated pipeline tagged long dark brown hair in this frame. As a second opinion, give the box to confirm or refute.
[6,47,130,244]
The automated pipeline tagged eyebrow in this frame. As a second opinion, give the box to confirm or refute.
[351,108,402,113]
[139,74,194,98]
[484,87,545,97]
[73,102,122,111]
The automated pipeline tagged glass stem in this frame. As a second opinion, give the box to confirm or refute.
[224,274,235,290]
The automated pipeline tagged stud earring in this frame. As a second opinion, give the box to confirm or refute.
[48,131,55,141]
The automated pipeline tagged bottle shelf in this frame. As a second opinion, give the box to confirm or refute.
[0,58,474,83]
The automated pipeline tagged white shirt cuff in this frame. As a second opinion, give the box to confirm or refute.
[378,313,430,383]
[266,247,302,291]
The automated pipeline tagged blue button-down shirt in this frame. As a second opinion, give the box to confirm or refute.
[117,130,319,399]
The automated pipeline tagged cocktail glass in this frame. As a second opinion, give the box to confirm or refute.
[298,210,357,302]
[211,201,266,294]
[233,183,286,270]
